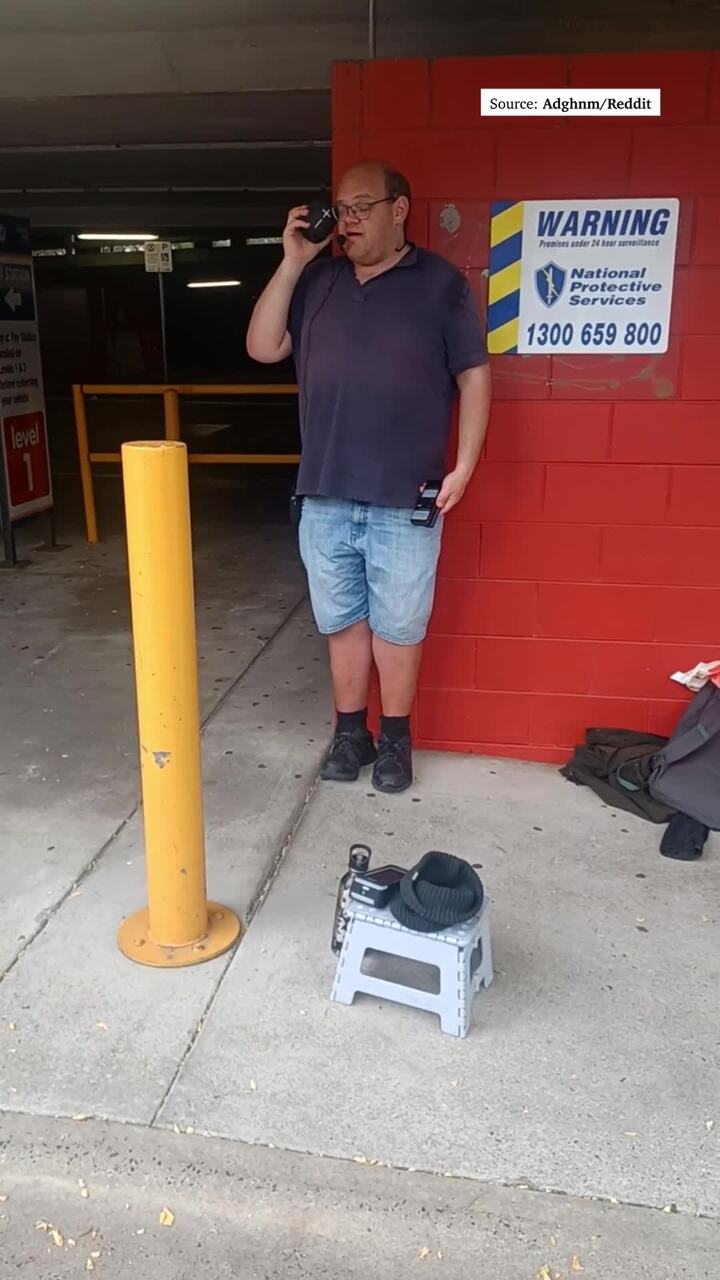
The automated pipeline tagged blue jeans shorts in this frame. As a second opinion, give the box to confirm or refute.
[299,497,443,646]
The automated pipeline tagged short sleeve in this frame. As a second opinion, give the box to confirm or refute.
[443,272,488,376]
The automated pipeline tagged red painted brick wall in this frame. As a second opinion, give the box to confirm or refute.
[332,51,720,762]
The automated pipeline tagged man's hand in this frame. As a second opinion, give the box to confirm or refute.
[283,205,333,269]
[435,466,472,516]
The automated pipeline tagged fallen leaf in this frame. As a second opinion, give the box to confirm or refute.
[90,1251,101,1259]
[68,1239,76,1248]
[536,1267,553,1280]
[86,1260,95,1273]
[706,1120,715,1132]
[159,1208,175,1227]
[8,1023,16,1032]
[50,1228,65,1248]
[437,1250,444,1259]
[352,1155,367,1164]
[249,1080,257,1092]
[449,1080,459,1088]
[571,1257,584,1273]
[80,1189,90,1199]
[418,1246,431,1260]
[549,1235,557,1247]
[95,1022,109,1031]
[35,1221,49,1232]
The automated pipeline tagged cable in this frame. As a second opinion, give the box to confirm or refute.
[368,0,376,58]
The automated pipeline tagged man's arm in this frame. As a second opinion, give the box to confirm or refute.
[246,259,304,364]
[246,204,331,364]
[436,364,492,515]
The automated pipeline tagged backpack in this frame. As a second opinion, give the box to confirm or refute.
[560,728,673,823]
[650,683,720,830]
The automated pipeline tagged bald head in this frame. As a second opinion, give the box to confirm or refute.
[335,161,411,268]
[340,161,411,203]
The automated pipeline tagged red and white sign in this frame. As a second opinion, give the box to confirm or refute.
[0,213,53,523]
[2,411,51,516]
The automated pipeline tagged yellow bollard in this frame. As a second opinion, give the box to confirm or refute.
[117,441,241,967]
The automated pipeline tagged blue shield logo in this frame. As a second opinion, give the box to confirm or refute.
[535,261,566,308]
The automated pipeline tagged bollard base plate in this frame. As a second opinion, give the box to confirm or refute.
[117,902,242,968]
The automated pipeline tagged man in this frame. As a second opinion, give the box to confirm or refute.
[247,162,491,793]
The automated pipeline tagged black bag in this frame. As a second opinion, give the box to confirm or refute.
[560,727,673,823]
[650,684,720,830]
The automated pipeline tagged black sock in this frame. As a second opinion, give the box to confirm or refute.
[335,707,367,734]
[381,714,410,743]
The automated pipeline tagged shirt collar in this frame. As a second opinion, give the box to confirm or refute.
[344,242,420,281]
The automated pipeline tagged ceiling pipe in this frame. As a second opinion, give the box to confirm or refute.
[368,0,376,58]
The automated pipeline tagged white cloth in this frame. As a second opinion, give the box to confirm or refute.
[670,660,720,692]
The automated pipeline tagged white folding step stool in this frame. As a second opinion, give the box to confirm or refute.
[330,896,493,1038]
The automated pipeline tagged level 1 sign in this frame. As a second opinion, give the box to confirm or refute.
[487,197,679,355]
[0,213,52,522]
[2,412,50,509]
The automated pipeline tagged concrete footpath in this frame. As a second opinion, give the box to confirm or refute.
[2,1112,717,1279]
[1,513,719,1277]
[2,748,718,1276]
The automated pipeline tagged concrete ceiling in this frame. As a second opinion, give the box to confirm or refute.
[1,0,718,234]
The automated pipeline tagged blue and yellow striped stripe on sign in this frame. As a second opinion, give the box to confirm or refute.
[487,200,524,354]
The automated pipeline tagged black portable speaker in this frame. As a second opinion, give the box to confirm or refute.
[302,199,337,244]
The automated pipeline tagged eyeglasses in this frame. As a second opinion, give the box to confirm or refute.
[334,196,396,222]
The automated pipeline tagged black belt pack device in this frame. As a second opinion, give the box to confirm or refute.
[411,480,442,528]
[349,864,405,909]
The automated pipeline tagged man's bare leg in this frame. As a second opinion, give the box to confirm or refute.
[328,619,373,711]
[370,634,422,793]
[320,620,376,781]
[372,635,423,716]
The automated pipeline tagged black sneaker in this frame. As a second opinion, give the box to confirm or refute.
[372,734,413,794]
[320,727,377,782]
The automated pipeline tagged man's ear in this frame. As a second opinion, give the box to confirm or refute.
[394,195,410,226]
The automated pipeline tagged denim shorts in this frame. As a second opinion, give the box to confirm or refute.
[299,497,443,646]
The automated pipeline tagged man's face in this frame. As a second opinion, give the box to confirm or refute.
[335,167,401,266]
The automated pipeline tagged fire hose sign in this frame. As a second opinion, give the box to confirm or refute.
[0,214,52,520]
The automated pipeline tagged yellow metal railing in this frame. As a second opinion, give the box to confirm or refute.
[72,382,300,543]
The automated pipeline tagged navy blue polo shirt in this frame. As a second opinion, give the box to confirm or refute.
[288,246,487,508]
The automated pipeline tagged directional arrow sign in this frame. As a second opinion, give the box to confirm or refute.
[4,288,21,312]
